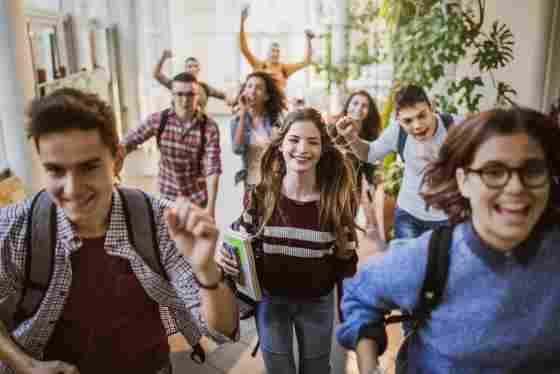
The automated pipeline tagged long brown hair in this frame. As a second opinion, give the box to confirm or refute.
[255,108,360,257]
[422,107,560,225]
[341,90,381,141]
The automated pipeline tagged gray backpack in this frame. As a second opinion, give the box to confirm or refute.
[2,187,206,363]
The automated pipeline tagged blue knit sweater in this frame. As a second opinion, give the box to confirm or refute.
[337,222,560,373]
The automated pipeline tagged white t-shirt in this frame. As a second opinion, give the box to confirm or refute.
[367,114,462,221]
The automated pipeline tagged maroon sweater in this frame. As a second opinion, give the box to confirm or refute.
[44,237,169,374]
[255,195,357,298]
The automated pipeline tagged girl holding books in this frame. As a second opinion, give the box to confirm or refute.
[217,108,359,374]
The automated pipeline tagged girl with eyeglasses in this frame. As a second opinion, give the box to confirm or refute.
[219,108,360,374]
[337,107,560,373]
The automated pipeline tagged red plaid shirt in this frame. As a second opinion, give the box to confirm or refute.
[122,109,221,203]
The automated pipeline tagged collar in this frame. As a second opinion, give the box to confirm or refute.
[169,107,206,125]
[55,189,136,258]
[462,221,541,268]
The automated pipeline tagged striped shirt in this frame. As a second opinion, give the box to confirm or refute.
[235,191,358,298]
[122,109,221,203]
[0,190,233,374]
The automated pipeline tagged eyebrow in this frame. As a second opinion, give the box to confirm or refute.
[43,158,102,169]
[288,135,320,141]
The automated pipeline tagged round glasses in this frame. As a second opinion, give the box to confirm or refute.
[465,161,549,189]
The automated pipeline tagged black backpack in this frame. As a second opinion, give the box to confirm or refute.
[397,113,454,162]
[9,187,206,363]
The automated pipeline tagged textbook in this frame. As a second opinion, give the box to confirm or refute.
[221,229,262,302]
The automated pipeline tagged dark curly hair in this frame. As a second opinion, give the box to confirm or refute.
[422,107,560,225]
[27,88,119,156]
[241,71,286,127]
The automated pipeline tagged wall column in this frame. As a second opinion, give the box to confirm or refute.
[0,0,40,192]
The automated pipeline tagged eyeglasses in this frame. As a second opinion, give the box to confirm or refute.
[465,161,549,189]
[173,92,197,98]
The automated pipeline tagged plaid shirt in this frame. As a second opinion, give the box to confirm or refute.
[122,109,222,203]
[0,190,234,374]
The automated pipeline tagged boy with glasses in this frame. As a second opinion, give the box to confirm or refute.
[122,73,222,219]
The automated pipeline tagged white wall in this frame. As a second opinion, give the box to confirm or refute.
[457,0,555,111]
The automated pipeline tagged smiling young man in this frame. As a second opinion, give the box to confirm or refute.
[122,72,221,219]
[0,88,237,374]
[337,85,462,240]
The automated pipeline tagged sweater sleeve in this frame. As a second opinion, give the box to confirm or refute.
[336,232,432,354]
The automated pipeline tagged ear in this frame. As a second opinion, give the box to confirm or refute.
[456,168,469,198]
[114,144,125,177]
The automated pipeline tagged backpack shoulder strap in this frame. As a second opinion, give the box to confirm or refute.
[197,115,208,174]
[396,126,408,162]
[156,108,171,149]
[17,191,57,324]
[440,113,454,130]
[413,225,453,324]
[118,187,168,280]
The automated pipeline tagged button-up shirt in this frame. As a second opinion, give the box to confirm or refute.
[122,109,222,203]
[0,190,233,374]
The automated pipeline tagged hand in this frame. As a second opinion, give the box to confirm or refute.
[304,28,315,39]
[241,4,250,21]
[238,93,251,113]
[22,360,79,374]
[162,49,173,60]
[335,115,360,145]
[225,96,237,107]
[165,198,219,275]
[215,246,240,277]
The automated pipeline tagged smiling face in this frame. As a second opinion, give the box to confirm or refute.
[38,129,119,237]
[397,102,437,141]
[347,94,370,124]
[456,132,550,251]
[280,120,322,175]
[242,76,268,108]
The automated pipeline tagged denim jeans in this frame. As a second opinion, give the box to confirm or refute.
[255,292,334,374]
[394,207,449,240]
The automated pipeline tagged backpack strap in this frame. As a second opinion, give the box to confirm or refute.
[197,115,207,176]
[440,112,454,130]
[396,126,408,162]
[384,225,453,326]
[117,187,168,280]
[156,108,171,149]
[16,191,57,325]
[411,225,453,326]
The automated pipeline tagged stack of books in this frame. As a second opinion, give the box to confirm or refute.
[221,229,262,302]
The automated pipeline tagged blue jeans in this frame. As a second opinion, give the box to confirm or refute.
[256,292,334,374]
[394,207,449,240]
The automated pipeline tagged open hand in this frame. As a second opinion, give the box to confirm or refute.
[165,198,219,274]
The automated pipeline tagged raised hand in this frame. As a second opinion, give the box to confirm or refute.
[241,4,250,22]
[165,198,219,275]
[162,49,173,60]
[335,115,360,146]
